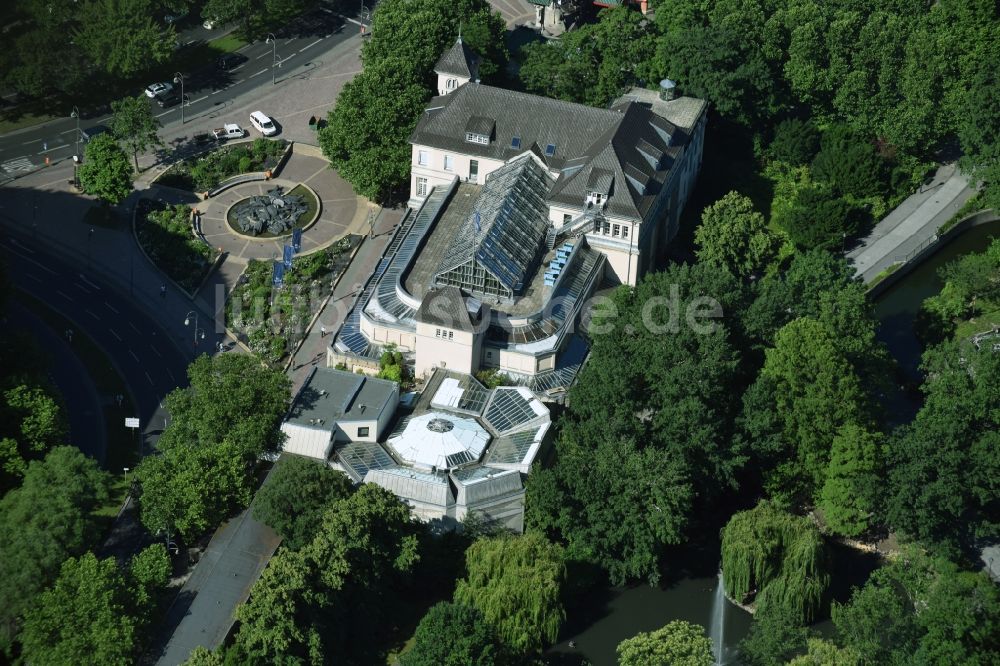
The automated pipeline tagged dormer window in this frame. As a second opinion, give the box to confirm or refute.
[465,115,495,145]
[545,144,556,157]
[466,132,490,144]
[446,78,457,90]
[586,191,605,206]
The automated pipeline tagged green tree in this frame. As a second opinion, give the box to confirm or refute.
[110,95,162,172]
[183,646,224,666]
[20,553,138,666]
[787,638,860,666]
[831,575,920,664]
[810,125,887,199]
[318,58,429,202]
[0,381,67,491]
[129,543,172,624]
[520,6,657,107]
[780,186,866,252]
[817,424,883,537]
[721,501,829,624]
[886,342,1000,550]
[617,620,715,666]
[768,118,820,167]
[78,134,133,205]
[739,604,810,666]
[252,455,353,549]
[0,447,110,655]
[695,191,778,278]
[74,0,175,78]
[742,318,870,501]
[400,602,502,666]
[454,532,565,656]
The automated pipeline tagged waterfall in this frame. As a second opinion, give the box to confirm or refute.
[709,570,727,666]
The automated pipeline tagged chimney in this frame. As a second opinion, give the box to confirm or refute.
[659,78,676,101]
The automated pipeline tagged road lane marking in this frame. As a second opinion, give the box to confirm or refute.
[4,244,57,275]
[129,350,140,362]
[105,301,119,314]
[109,328,122,341]
[189,95,208,105]
[256,52,270,59]
[25,273,42,282]
[76,283,91,294]
[85,309,99,319]
[301,39,322,51]
[38,145,69,155]
[56,290,72,300]
[129,322,141,333]
[79,274,102,290]
[145,371,154,385]
[249,68,267,77]
[22,138,42,145]
[60,128,79,135]
[166,368,176,383]
[150,346,162,357]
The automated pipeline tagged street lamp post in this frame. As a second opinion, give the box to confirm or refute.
[266,33,277,85]
[360,2,367,34]
[70,106,81,185]
[184,311,206,346]
[173,72,185,123]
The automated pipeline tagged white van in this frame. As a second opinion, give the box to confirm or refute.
[249,111,277,136]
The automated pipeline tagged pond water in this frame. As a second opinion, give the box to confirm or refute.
[873,219,1000,380]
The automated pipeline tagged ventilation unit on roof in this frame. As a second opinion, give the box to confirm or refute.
[544,144,556,157]
[511,136,521,149]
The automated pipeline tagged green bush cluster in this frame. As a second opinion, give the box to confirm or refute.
[137,203,217,293]
[159,139,286,192]
[226,249,341,364]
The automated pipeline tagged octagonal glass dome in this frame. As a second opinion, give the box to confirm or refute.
[387,411,490,471]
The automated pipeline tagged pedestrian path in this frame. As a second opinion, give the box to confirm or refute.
[848,164,975,283]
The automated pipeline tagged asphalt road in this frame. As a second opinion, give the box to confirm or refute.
[0,1,363,178]
[1,231,193,428]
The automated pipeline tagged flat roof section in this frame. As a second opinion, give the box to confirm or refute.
[286,368,364,427]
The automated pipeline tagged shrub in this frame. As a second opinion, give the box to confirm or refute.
[811,125,888,199]
[782,187,868,251]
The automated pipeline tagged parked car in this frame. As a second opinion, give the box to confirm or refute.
[249,111,278,136]
[212,123,247,141]
[81,125,111,143]
[155,91,180,108]
[217,53,248,71]
[144,82,173,98]
[203,17,219,29]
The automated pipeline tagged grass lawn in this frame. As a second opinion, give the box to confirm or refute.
[209,33,249,53]
[15,292,139,522]
[953,304,1000,341]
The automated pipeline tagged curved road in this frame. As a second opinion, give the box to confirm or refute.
[1,231,194,435]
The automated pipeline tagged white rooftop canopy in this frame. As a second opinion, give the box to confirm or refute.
[387,411,490,471]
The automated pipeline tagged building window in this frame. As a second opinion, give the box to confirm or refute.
[435,328,441,338]
[465,132,489,144]
[486,351,492,359]
[622,225,629,239]
[417,150,429,166]
[448,331,454,340]
[603,221,611,235]
[562,213,572,226]
[443,154,454,171]
[613,224,621,237]
[357,426,369,438]
[416,177,428,197]
[446,78,456,90]
[469,160,479,182]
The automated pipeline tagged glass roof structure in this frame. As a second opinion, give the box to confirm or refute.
[387,411,490,471]
[431,375,489,415]
[484,425,547,466]
[335,440,396,482]
[434,154,554,299]
[483,387,548,433]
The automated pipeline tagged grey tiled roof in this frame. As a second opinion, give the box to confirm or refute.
[434,37,480,79]
[410,83,700,221]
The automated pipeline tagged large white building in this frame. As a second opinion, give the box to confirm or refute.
[330,39,707,394]
[282,367,550,532]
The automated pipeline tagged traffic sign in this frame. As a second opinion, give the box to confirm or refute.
[125,417,140,428]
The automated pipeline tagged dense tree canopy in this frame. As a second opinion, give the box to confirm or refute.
[136,354,290,540]
[454,533,565,656]
[0,447,110,656]
[617,620,715,666]
[528,264,746,583]
[767,118,820,167]
[400,602,502,666]
[817,425,883,537]
[75,0,176,78]
[252,455,353,550]
[886,342,1000,550]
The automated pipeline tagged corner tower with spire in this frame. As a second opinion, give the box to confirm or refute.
[434,34,481,96]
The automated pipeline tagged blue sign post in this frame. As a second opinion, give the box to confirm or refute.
[291,228,302,253]
[272,261,285,287]
[282,244,294,268]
